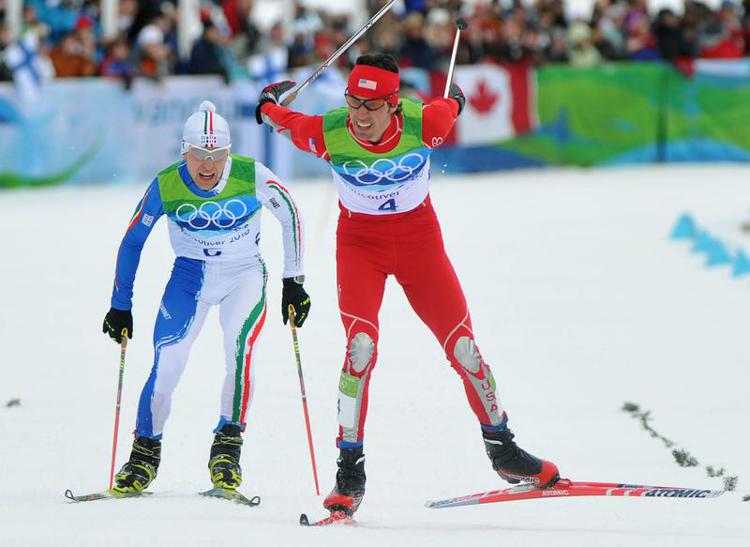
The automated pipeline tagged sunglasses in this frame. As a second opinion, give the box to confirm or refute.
[188,145,230,161]
[345,91,396,111]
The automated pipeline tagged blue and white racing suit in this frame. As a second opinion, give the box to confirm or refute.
[111,155,304,438]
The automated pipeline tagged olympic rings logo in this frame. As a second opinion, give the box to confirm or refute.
[341,152,426,185]
[175,199,249,230]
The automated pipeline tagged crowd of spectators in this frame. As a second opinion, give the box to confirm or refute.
[1,0,750,86]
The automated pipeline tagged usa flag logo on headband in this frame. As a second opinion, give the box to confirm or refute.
[358,78,377,90]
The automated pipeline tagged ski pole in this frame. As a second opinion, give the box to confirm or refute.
[288,305,320,496]
[444,18,469,98]
[108,328,128,492]
[281,0,398,107]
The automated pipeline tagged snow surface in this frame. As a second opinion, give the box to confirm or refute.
[1,165,749,546]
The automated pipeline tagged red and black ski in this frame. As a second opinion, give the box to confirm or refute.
[425,479,725,508]
[299,510,356,526]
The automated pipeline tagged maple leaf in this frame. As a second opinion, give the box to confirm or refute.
[468,79,499,114]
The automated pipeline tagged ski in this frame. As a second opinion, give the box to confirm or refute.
[425,479,725,508]
[64,489,153,502]
[199,488,261,507]
[299,510,356,527]
[65,487,260,507]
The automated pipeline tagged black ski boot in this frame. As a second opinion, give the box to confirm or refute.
[113,436,161,493]
[208,424,243,489]
[323,446,366,515]
[483,427,559,487]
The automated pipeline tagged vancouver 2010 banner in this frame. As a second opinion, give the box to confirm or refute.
[2,59,750,188]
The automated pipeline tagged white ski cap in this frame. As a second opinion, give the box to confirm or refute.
[181,100,231,154]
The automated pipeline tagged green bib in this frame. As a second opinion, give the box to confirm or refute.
[323,98,425,163]
[157,155,261,236]
[322,99,430,189]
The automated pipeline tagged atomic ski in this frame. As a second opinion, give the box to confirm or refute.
[299,510,356,526]
[425,479,725,509]
[64,489,153,502]
[199,488,261,507]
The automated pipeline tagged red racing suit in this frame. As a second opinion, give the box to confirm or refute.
[260,98,508,448]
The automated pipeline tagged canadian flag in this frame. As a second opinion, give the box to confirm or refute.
[433,63,537,146]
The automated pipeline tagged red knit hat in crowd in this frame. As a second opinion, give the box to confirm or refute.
[347,64,400,104]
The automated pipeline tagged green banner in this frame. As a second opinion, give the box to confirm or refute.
[496,61,750,166]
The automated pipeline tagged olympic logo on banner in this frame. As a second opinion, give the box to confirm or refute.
[341,153,426,186]
[175,199,249,230]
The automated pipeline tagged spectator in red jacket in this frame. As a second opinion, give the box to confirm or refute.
[49,31,96,78]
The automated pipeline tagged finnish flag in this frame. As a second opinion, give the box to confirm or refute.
[247,48,287,84]
[4,31,45,103]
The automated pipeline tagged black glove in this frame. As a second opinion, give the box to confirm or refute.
[102,308,133,343]
[449,82,465,115]
[282,277,310,327]
[256,80,296,124]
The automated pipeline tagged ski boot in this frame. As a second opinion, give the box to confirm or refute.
[208,424,243,489]
[113,436,161,493]
[323,446,366,516]
[483,427,559,487]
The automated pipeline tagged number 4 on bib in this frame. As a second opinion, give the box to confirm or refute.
[378,199,397,212]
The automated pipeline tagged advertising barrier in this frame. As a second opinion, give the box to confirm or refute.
[493,60,750,168]
[2,60,750,189]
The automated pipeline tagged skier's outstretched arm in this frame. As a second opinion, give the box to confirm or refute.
[256,81,330,159]
[421,86,464,148]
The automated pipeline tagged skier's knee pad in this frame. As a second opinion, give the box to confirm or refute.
[453,336,481,373]
[347,332,375,374]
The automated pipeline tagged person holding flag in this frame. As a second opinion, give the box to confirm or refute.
[256,53,559,518]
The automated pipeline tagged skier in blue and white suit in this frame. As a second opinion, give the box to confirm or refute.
[102,100,310,494]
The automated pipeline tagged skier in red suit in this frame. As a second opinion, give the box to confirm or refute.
[256,53,559,517]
